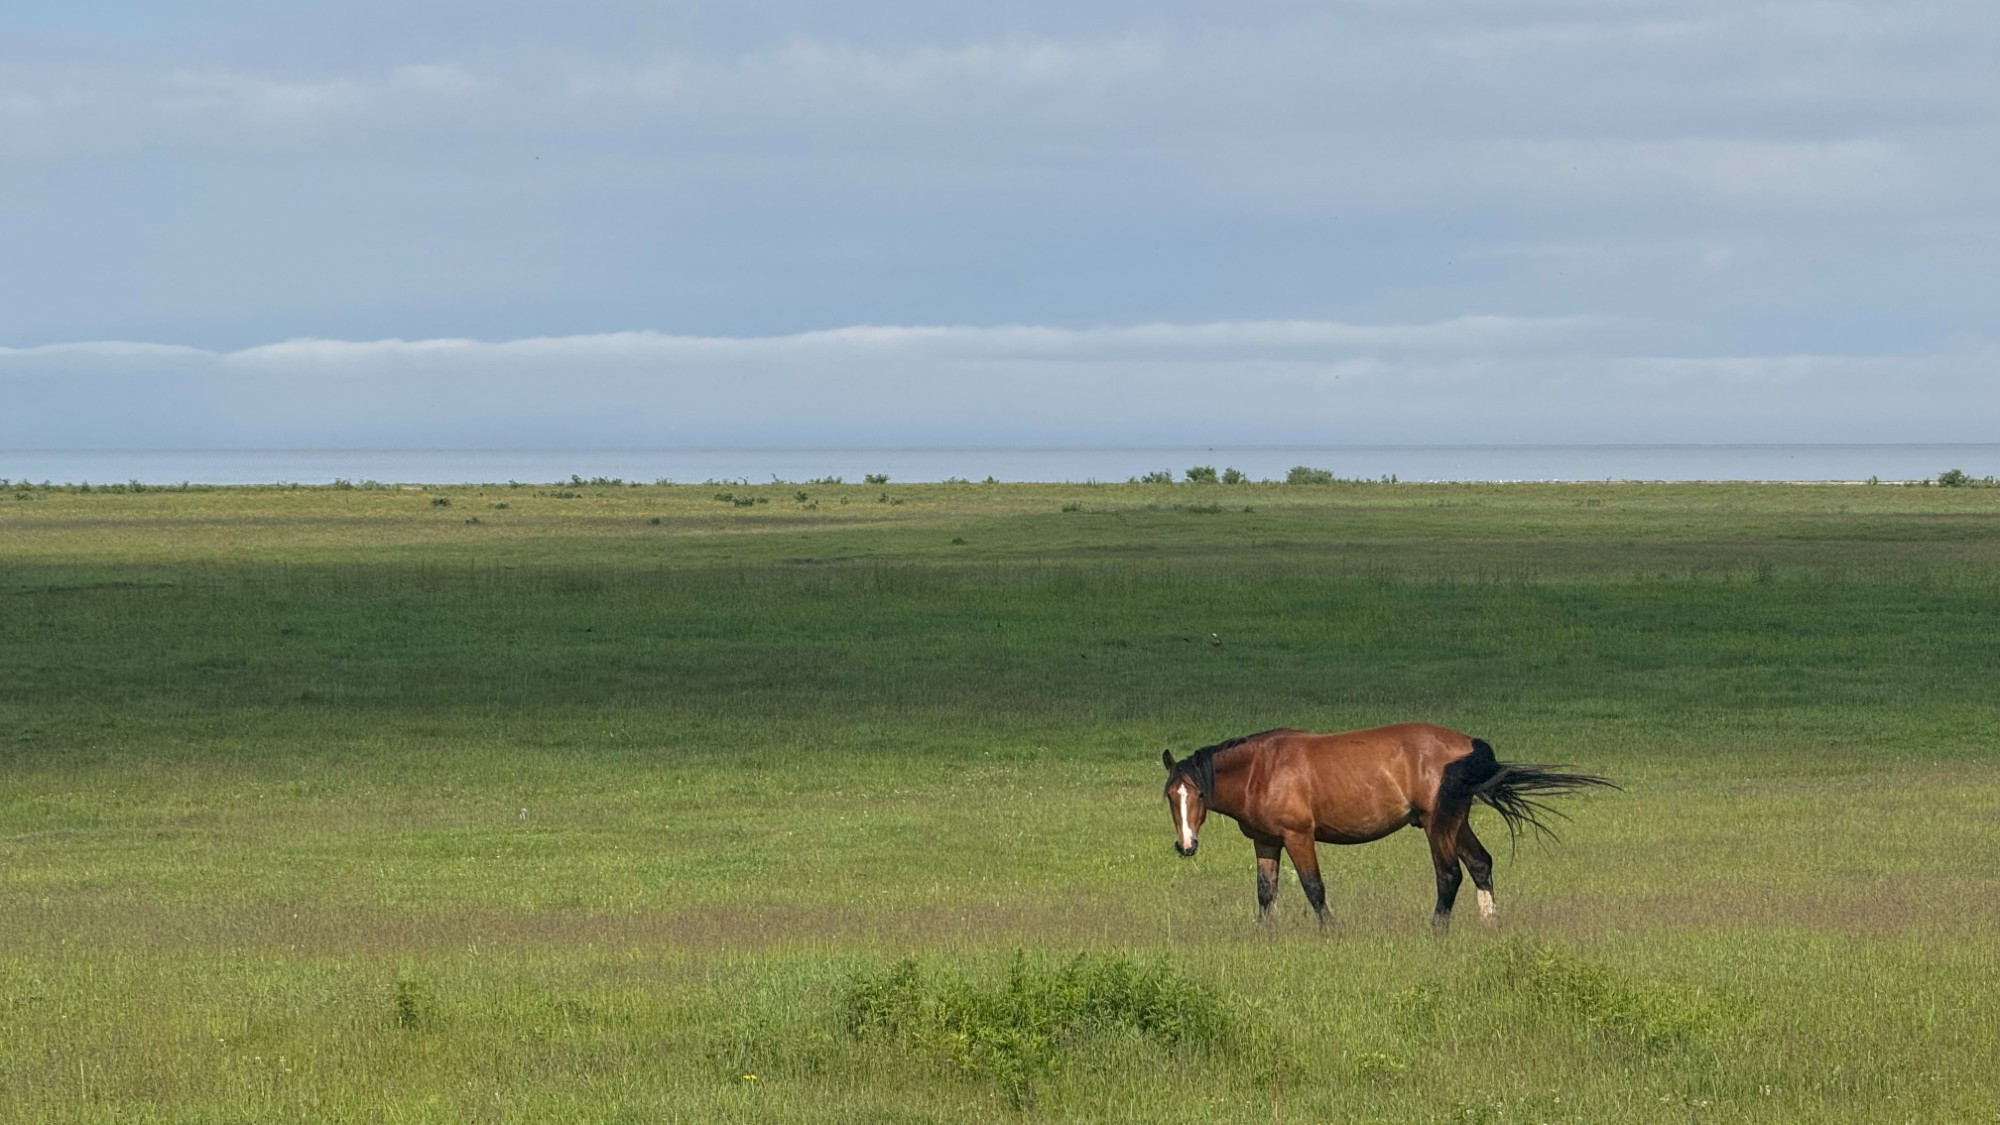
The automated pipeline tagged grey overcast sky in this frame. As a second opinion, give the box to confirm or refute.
[3,0,1997,447]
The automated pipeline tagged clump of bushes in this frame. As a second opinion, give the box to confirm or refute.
[843,952,1227,1107]
[1933,468,1997,488]
[1284,466,1397,485]
[1134,470,1174,484]
[1185,465,1218,483]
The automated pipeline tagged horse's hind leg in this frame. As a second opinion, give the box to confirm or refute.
[1425,812,1467,936]
[1456,822,1497,923]
[1254,840,1281,929]
[1281,832,1330,930]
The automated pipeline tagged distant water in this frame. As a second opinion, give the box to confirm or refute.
[3,445,1996,486]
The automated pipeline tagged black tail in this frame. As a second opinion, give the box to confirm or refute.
[1438,738,1618,842]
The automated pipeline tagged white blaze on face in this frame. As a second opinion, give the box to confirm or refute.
[1477,889,1496,920]
[1175,784,1196,851]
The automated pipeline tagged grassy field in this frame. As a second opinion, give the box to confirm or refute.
[2,476,1997,1123]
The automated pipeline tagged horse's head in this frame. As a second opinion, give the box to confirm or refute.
[1161,748,1208,857]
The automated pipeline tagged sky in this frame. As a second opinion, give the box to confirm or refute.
[3,0,1997,448]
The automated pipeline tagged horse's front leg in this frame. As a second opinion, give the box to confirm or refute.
[1281,832,1330,930]
[1253,840,1281,929]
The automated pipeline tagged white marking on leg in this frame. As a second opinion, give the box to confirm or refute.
[1477,888,1496,920]
[1177,787,1194,850]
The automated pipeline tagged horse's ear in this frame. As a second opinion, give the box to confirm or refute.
[1161,749,1175,772]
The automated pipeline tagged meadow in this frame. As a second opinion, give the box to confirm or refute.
[2,475,1997,1123]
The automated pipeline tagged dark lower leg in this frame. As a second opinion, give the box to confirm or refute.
[1456,823,1496,921]
[1282,834,1329,929]
[1428,822,1464,935]
[1254,842,1281,926]
[1300,870,1328,927]
[1431,860,1463,934]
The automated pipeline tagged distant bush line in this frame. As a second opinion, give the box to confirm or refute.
[8,467,1992,495]
[1124,465,1398,485]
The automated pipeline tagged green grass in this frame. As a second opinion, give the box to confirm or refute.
[2,480,1998,1122]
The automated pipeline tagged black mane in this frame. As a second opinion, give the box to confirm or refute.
[1167,728,1293,804]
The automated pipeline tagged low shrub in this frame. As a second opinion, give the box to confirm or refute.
[1934,468,1997,488]
[842,952,1226,1107]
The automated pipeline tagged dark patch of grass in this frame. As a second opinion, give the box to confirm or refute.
[392,977,434,1030]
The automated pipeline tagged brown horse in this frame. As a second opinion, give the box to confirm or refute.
[1161,723,1614,932]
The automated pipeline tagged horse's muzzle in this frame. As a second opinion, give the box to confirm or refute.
[1174,840,1198,857]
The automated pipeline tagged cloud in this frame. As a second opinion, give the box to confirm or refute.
[0,37,1160,153]
[212,315,1618,366]
[0,340,212,359]
[3,0,1995,364]
[6,6,1989,204]
[3,319,1989,448]
[0,62,491,150]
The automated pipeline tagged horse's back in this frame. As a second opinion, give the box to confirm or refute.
[1253,723,1478,841]
[1276,722,1474,771]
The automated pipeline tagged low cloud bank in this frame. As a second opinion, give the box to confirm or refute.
[2,319,1989,448]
